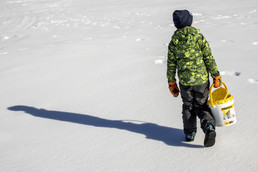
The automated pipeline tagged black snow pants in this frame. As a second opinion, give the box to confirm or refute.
[179,81,215,135]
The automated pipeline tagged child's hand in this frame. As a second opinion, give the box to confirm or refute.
[211,72,222,88]
[169,81,180,97]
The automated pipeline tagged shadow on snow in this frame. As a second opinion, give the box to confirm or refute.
[8,105,203,148]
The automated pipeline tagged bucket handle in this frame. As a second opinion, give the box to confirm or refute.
[209,81,229,108]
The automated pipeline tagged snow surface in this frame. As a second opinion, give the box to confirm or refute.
[1,0,258,171]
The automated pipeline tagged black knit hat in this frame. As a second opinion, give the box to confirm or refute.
[173,10,193,29]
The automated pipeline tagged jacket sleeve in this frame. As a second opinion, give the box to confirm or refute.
[200,34,218,75]
[167,41,177,82]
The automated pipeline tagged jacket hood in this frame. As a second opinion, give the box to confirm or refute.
[172,26,200,48]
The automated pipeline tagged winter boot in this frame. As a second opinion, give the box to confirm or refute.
[185,132,196,142]
[204,123,216,147]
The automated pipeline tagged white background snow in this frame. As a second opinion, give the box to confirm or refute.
[1,0,258,171]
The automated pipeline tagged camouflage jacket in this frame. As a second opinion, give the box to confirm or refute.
[167,26,218,86]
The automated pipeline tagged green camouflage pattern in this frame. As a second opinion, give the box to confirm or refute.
[167,26,218,86]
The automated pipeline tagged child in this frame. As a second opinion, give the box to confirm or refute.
[166,10,222,147]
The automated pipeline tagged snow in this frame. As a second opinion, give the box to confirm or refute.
[1,0,258,171]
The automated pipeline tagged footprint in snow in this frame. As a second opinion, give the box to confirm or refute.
[0,52,8,55]
[154,56,165,64]
[220,71,258,85]
[221,40,235,43]
[248,79,258,84]
[220,71,241,77]
[136,38,145,42]
[249,10,257,14]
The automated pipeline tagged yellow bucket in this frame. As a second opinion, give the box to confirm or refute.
[207,82,237,127]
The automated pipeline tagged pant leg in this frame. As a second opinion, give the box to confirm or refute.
[179,84,197,135]
[192,81,215,132]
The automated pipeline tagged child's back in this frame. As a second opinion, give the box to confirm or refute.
[168,26,218,86]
